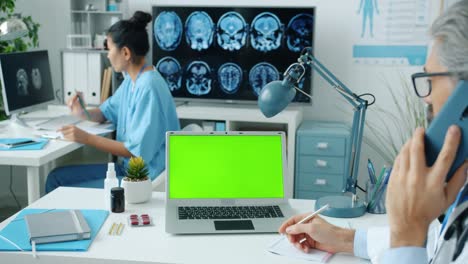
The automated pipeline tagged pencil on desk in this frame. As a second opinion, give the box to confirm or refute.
[117,223,124,235]
[108,223,116,235]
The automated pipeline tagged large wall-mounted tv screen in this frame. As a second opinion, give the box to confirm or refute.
[152,6,315,103]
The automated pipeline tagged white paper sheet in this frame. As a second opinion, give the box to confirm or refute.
[267,236,332,262]
[37,123,114,139]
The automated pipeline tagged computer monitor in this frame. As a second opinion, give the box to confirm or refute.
[0,50,55,117]
[152,5,315,104]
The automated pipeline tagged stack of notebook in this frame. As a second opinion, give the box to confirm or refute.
[25,210,91,244]
[0,209,108,252]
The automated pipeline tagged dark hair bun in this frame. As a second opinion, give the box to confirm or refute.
[130,11,152,29]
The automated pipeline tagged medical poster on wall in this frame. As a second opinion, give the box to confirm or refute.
[352,0,432,66]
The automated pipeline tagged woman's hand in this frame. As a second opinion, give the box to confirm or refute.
[278,214,355,254]
[59,125,91,144]
[67,91,86,118]
[386,126,467,248]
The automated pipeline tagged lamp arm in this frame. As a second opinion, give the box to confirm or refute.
[297,48,369,195]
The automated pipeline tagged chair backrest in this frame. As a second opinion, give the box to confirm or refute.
[152,170,166,192]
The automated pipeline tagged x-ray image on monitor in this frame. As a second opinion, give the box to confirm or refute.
[16,68,29,96]
[250,12,283,53]
[156,56,182,91]
[286,14,314,52]
[218,62,242,94]
[185,11,215,51]
[0,50,55,115]
[217,12,248,51]
[249,62,280,96]
[152,6,315,103]
[31,68,43,90]
[185,61,212,96]
[154,11,183,51]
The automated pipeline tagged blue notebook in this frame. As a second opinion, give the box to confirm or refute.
[0,138,49,151]
[0,209,109,251]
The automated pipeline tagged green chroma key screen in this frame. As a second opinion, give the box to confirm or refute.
[168,134,284,199]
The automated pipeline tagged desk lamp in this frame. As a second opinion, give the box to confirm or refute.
[0,15,28,41]
[258,47,369,218]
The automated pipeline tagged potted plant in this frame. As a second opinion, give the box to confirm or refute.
[121,157,152,204]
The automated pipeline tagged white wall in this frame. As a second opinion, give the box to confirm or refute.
[131,0,435,193]
[0,0,442,208]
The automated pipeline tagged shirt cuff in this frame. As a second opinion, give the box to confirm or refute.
[381,247,427,264]
[353,229,369,259]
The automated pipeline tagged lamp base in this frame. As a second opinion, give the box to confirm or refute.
[315,195,366,218]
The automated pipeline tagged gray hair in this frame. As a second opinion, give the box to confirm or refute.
[431,0,468,80]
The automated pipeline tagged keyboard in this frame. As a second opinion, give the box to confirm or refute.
[35,115,82,130]
[178,206,284,220]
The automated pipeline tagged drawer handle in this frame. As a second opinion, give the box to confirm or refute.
[316,159,328,167]
[316,142,329,150]
[315,179,327,185]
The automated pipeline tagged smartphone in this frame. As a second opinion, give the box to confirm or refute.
[0,139,37,149]
[425,80,468,181]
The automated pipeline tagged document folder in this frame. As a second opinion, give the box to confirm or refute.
[0,209,108,251]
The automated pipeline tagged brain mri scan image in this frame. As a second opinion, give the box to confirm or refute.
[286,13,314,52]
[250,12,283,52]
[217,62,243,94]
[186,61,212,95]
[185,11,215,51]
[154,11,183,51]
[156,57,182,91]
[216,12,248,51]
[31,68,42,90]
[16,68,29,96]
[249,62,279,96]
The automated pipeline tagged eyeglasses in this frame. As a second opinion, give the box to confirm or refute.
[411,71,456,98]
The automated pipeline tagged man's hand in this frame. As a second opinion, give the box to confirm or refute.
[386,126,467,248]
[278,214,355,254]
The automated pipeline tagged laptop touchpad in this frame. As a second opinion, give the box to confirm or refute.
[214,220,254,230]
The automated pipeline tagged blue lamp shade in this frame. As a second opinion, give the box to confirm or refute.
[258,79,296,118]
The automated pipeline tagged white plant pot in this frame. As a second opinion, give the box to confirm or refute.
[121,178,152,204]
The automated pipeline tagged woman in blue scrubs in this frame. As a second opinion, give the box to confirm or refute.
[45,11,180,193]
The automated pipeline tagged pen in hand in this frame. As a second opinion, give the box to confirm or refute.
[73,90,92,120]
[289,204,329,244]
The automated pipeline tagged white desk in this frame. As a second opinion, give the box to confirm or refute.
[0,107,84,204]
[0,187,388,264]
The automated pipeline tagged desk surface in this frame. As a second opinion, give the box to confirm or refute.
[0,106,81,167]
[0,187,387,264]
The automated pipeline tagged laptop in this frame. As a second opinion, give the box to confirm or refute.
[165,131,294,234]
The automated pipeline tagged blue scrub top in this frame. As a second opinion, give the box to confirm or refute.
[100,69,180,180]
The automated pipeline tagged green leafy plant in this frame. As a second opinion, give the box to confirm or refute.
[125,157,149,182]
[363,73,427,165]
[0,1,40,53]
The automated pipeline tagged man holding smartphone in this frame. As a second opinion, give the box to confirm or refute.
[279,1,468,263]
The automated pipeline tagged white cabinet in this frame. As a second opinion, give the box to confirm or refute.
[176,104,304,198]
[62,50,104,105]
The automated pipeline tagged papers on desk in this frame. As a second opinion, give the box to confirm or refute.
[37,123,114,139]
[267,218,350,262]
[268,236,332,262]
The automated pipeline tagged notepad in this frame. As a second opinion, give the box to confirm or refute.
[0,209,108,251]
[25,210,91,244]
[267,236,332,262]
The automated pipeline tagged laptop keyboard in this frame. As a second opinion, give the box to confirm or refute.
[178,206,284,220]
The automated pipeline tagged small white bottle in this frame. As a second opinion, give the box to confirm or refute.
[104,163,119,210]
